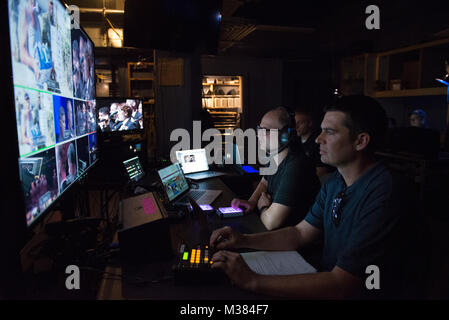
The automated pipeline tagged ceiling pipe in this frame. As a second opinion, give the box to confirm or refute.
[78,8,124,14]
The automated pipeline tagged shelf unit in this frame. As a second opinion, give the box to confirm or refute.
[128,61,155,98]
[373,38,449,98]
[339,38,449,99]
[202,75,242,132]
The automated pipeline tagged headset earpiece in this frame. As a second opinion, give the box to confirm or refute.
[278,107,296,150]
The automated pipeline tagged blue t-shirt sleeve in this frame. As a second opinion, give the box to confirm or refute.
[304,184,327,230]
[336,183,400,278]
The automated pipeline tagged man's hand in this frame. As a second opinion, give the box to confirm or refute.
[209,226,244,250]
[257,192,272,211]
[231,198,256,213]
[211,250,257,291]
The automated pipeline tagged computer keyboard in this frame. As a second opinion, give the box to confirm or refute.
[189,190,206,200]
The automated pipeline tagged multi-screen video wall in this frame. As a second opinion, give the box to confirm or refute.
[8,0,98,226]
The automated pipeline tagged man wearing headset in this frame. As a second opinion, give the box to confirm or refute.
[211,96,406,299]
[231,107,320,230]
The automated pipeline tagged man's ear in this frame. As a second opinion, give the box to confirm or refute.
[354,132,370,151]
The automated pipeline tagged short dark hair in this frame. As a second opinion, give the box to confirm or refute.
[99,107,109,115]
[324,95,388,153]
[120,105,132,118]
[294,108,312,117]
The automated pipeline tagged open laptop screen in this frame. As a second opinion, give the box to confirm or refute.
[176,149,209,174]
[123,156,145,182]
[157,163,189,201]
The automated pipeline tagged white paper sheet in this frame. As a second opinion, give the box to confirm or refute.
[241,251,316,275]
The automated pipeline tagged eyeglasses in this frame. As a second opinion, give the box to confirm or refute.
[331,191,345,227]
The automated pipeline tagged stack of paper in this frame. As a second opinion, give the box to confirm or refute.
[241,251,316,275]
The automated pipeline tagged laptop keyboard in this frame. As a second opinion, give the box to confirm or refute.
[189,190,206,200]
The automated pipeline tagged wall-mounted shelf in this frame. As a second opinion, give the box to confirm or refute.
[339,38,449,99]
[373,38,449,98]
[202,83,239,86]
[128,62,155,98]
[372,87,447,98]
[202,75,242,132]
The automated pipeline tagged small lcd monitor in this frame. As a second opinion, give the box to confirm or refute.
[97,98,144,133]
[123,156,145,182]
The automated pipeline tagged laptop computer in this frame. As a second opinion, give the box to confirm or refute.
[176,148,228,180]
[157,162,222,206]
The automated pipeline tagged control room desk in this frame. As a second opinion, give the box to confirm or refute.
[97,176,272,300]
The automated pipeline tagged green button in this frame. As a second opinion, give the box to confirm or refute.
[182,252,189,260]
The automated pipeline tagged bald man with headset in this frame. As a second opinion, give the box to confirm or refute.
[231,107,321,230]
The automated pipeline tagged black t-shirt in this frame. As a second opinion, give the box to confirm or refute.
[264,148,321,227]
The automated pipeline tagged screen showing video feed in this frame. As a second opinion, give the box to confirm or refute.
[56,140,78,193]
[8,0,73,95]
[97,98,143,132]
[8,0,98,226]
[71,29,95,100]
[74,99,96,136]
[88,132,98,164]
[14,87,56,157]
[19,148,58,226]
[76,135,89,175]
[53,94,75,142]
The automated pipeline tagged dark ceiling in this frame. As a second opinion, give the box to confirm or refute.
[218,0,449,58]
[73,0,449,59]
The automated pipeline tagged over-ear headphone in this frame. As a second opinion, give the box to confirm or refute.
[278,107,296,151]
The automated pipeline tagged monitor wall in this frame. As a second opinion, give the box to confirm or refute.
[7,0,98,227]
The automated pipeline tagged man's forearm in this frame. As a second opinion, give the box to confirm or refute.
[248,178,267,205]
[240,226,301,251]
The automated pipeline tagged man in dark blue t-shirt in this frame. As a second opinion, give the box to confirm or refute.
[209,95,403,299]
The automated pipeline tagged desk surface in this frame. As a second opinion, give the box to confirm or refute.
[98,176,270,300]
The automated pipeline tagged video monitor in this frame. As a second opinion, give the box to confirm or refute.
[71,28,95,100]
[19,148,58,226]
[8,0,98,227]
[97,98,144,132]
[75,99,97,136]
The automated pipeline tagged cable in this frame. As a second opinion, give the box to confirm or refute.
[105,16,123,41]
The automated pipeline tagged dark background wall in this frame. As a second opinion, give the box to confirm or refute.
[378,95,448,132]
[201,55,283,131]
[155,53,199,157]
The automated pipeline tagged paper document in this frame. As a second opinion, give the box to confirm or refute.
[241,251,316,275]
